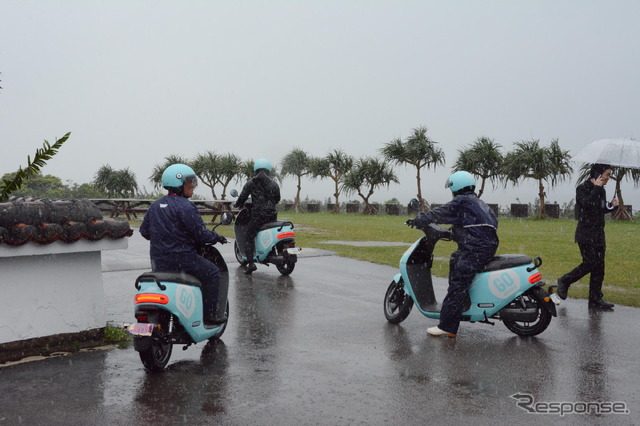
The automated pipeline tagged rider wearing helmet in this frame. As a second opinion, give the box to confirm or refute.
[408,170,499,338]
[140,164,228,326]
[233,158,281,274]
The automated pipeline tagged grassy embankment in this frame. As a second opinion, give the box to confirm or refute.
[210,212,640,307]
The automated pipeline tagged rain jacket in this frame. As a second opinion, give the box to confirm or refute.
[574,180,617,247]
[234,171,281,213]
[412,193,499,252]
[140,194,223,259]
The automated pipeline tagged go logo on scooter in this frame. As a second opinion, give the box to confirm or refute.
[488,270,521,299]
[176,285,196,319]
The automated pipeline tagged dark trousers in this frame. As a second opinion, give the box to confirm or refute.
[439,247,496,334]
[242,209,277,262]
[153,253,221,316]
[560,243,606,301]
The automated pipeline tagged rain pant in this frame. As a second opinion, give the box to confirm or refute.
[560,180,617,301]
[413,193,499,334]
[234,171,281,260]
[140,194,224,316]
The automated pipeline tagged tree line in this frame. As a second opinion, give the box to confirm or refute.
[4,127,639,219]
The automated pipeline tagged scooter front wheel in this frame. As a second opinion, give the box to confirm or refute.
[384,279,414,324]
[234,241,248,266]
[139,333,173,372]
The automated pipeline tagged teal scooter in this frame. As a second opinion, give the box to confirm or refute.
[128,212,233,372]
[229,189,300,275]
[384,201,558,336]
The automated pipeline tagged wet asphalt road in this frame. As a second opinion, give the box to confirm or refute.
[0,232,639,425]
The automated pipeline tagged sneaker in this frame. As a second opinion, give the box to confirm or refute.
[588,299,615,310]
[427,326,456,338]
[556,277,569,300]
[244,262,257,275]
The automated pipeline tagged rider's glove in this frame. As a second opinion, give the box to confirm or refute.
[405,219,415,228]
[217,236,228,244]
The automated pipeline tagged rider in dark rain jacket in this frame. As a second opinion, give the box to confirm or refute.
[234,158,281,274]
[140,164,227,326]
[410,171,499,337]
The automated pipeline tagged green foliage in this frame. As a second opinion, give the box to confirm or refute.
[309,149,354,213]
[0,132,71,202]
[104,326,130,348]
[93,165,138,198]
[343,157,398,214]
[454,137,504,198]
[380,126,445,209]
[502,139,572,218]
[281,148,312,211]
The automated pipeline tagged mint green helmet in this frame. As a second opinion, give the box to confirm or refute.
[162,164,197,190]
[445,171,476,193]
[254,158,272,173]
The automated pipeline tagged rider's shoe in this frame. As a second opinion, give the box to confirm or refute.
[427,326,456,338]
[244,262,257,275]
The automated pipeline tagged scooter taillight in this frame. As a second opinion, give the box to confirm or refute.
[135,314,148,322]
[135,293,169,304]
[528,272,542,284]
[277,231,295,239]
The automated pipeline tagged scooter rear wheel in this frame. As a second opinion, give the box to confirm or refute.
[276,257,296,276]
[502,290,552,336]
[384,279,414,324]
[139,333,173,372]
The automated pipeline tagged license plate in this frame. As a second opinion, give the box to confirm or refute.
[127,323,154,336]
[549,293,561,305]
[286,247,302,254]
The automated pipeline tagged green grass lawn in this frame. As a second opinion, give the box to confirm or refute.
[212,213,640,307]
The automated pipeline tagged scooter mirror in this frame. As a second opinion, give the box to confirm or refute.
[230,189,238,197]
[220,211,233,226]
[409,198,419,211]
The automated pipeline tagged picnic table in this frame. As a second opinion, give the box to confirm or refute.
[89,199,237,222]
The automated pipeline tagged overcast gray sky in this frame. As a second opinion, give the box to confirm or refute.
[2,0,639,207]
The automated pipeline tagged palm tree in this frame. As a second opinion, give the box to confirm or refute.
[149,154,189,191]
[280,148,312,212]
[380,126,445,210]
[309,149,354,213]
[576,164,640,220]
[343,157,399,214]
[215,153,243,200]
[453,137,503,199]
[502,139,572,218]
[191,152,222,199]
[93,165,138,198]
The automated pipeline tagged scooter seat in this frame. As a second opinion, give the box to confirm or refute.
[259,221,293,231]
[482,254,533,272]
[136,271,202,287]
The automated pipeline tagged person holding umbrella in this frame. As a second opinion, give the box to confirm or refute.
[557,163,618,309]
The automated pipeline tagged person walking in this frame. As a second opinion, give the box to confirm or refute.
[557,163,618,310]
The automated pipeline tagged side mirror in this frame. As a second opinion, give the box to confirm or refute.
[220,211,233,225]
[230,189,238,197]
[409,198,419,211]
